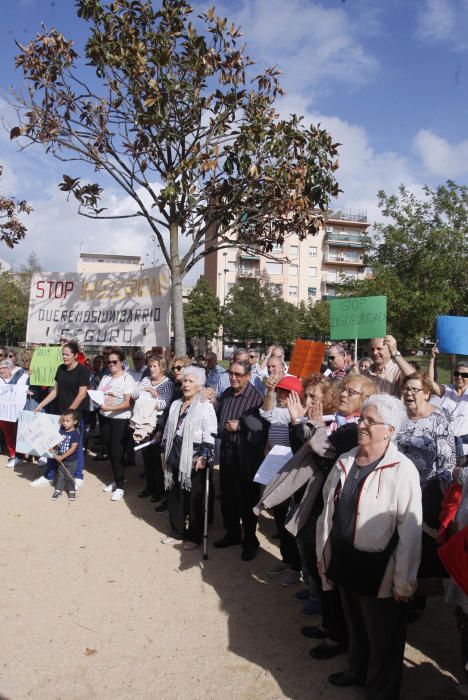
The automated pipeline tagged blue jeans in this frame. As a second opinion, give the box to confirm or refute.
[44,415,85,480]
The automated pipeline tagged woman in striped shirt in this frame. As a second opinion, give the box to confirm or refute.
[134,355,174,502]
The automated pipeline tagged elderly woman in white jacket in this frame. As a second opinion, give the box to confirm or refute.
[316,394,422,699]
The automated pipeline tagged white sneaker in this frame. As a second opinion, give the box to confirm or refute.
[75,478,83,490]
[111,488,124,501]
[31,475,53,487]
[6,457,19,469]
[161,536,180,545]
[103,481,116,492]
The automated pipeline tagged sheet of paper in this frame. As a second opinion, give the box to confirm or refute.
[87,390,105,405]
[22,414,65,456]
[254,445,293,485]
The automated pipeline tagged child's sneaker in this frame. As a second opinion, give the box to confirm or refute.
[68,490,76,501]
[52,490,62,499]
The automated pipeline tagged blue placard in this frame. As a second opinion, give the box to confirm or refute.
[436,315,468,354]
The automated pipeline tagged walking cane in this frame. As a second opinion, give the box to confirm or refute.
[202,462,210,561]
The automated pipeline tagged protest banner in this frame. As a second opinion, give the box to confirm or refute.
[16,410,61,457]
[29,346,63,387]
[26,265,171,347]
[22,413,64,456]
[329,296,387,341]
[436,315,468,355]
[288,339,326,378]
[0,385,28,422]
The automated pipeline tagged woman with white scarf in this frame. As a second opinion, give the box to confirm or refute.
[161,367,217,550]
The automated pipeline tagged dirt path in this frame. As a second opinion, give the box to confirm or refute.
[0,453,461,699]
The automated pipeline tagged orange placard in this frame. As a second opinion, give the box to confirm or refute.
[288,339,326,378]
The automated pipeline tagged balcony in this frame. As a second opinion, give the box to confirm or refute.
[323,254,365,266]
[327,209,367,223]
[324,232,371,247]
[237,267,261,279]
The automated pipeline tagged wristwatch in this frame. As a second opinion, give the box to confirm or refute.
[391,351,401,359]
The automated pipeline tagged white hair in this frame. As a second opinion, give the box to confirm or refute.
[0,359,14,370]
[361,395,407,440]
[182,366,206,387]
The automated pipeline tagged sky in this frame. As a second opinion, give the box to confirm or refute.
[0,0,467,278]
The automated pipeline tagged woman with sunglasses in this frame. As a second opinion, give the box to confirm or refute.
[429,346,468,463]
[97,348,137,501]
[317,394,422,697]
[170,356,192,400]
[397,372,456,590]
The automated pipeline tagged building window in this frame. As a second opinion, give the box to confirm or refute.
[228,260,236,272]
[266,283,282,296]
[307,287,317,298]
[266,262,283,276]
[290,244,298,257]
[227,282,235,292]
[309,246,317,257]
[308,266,317,277]
[288,285,298,298]
[271,243,283,253]
[290,265,298,276]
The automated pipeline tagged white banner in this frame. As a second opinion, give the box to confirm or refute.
[0,385,28,422]
[16,410,61,457]
[26,265,171,347]
[22,413,65,457]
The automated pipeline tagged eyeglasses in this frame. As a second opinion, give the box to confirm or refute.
[108,359,120,365]
[340,387,361,397]
[248,354,257,358]
[8,354,15,359]
[229,371,247,378]
[358,415,387,427]
[402,386,423,394]
[173,365,183,371]
[0,353,4,358]
[328,355,337,361]
[454,371,468,379]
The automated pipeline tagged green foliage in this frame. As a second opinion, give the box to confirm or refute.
[0,272,29,344]
[297,299,330,340]
[223,279,301,347]
[184,277,222,341]
[341,181,468,347]
[10,0,340,353]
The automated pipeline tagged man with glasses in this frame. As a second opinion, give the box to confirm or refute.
[327,344,350,381]
[215,348,265,396]
[362,335,414,396]
[215,359,265,561]
[128,350,147,382]
[205,352,224,391]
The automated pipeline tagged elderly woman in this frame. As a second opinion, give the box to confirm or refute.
[133,355,174,502]
[0,358,28,468]
[317,394,422,697]
[161,366,217,550]
[429,347,468,462]
[397,372,456,583]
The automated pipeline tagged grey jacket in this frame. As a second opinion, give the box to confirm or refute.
[254,425,336,536]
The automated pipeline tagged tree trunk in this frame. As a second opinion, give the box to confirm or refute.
[170,221,186,356]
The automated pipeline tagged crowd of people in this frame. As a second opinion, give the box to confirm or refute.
[1,335,467,699]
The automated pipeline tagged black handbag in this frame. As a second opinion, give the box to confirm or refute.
[326,529,399,597]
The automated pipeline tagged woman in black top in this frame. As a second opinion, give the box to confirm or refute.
[33,341,90,487]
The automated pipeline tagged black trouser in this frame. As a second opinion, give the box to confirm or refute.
[142,442,164,498]
[100,416,128,489]
[219,445,260,549]
[339,587,408,699]
[273,500,301,571]
[168,466,206,543]
[456,606,468,683]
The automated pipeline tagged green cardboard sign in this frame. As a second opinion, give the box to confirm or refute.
[29,346,63,386]
[329,296,387,340]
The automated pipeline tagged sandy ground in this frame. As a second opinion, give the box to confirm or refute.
[0,449,463,700]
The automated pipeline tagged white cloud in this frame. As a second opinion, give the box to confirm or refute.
[201,0,379,101]
[413,128,468,177]
[415,0,468,49]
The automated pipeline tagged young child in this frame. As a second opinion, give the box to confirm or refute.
[52,411,80,501]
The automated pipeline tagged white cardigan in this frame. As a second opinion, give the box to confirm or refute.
[316,441,422,599]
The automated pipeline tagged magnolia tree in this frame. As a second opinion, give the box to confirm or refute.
[10,0,340,353]
[0,165,31,249]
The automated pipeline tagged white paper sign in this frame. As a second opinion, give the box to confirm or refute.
[26,265,171,347]
[254,445,293,485]
[22,413,65,456]
[0,384,28,422]
[16,410,61,457]
[87,390,105,406]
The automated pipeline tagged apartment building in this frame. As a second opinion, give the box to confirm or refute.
[204,210,371,305]
[76,252,142,273]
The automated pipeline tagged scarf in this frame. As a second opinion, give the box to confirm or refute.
[164,392,202,492]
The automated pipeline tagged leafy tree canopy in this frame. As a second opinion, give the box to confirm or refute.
[10,0,339,352]
[341,181,468,347]
[184,276,222,342]
[0,165,32,249]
